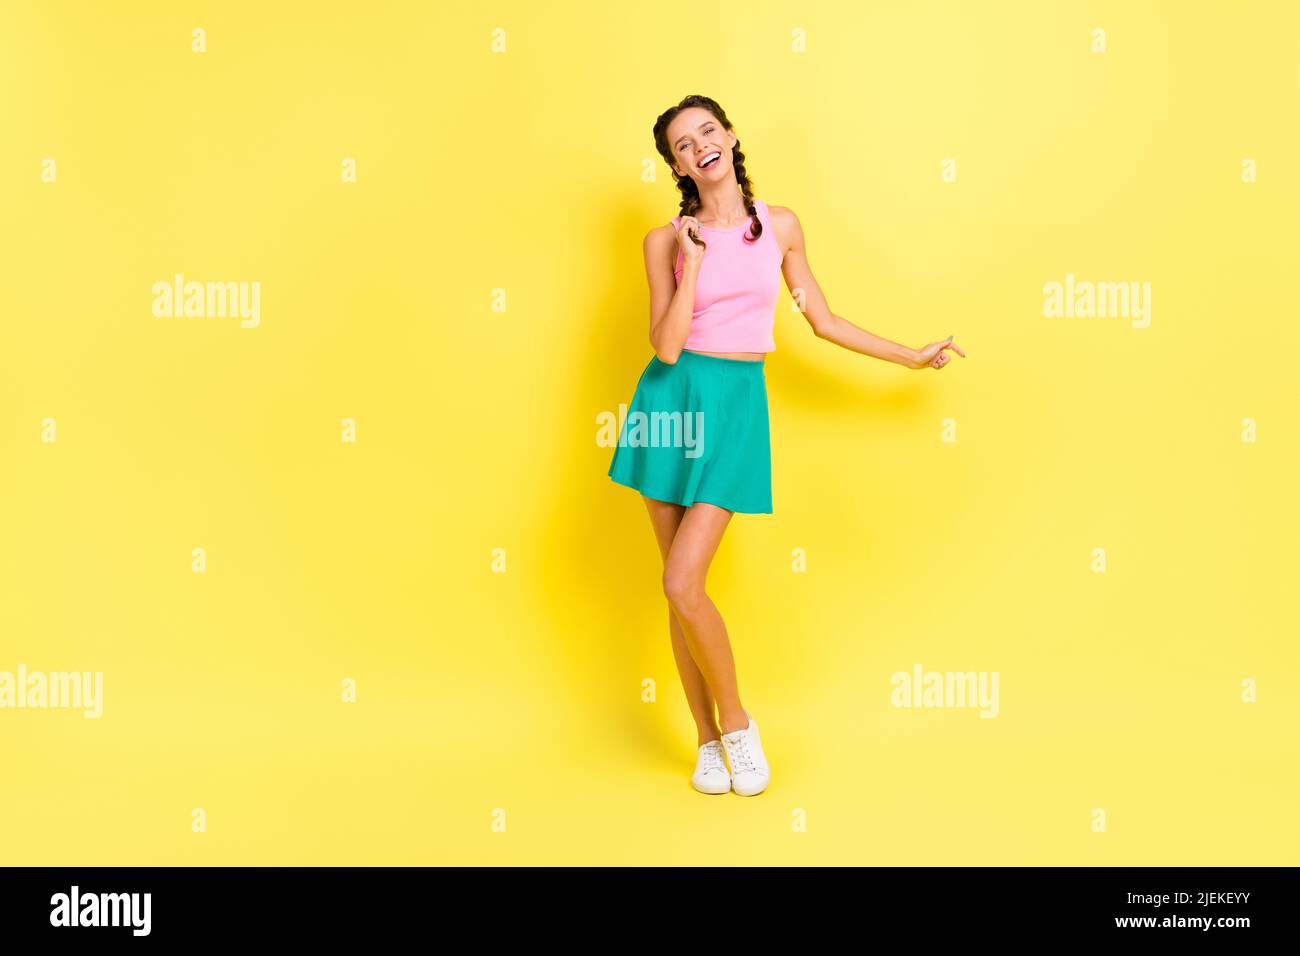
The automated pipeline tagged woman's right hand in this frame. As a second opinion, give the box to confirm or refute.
[675,216,705,267]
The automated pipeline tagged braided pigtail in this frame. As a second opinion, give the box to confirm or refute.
[731,143,762,243]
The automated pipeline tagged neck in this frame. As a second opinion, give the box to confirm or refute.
[694,181,748,224]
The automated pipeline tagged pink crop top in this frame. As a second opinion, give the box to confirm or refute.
[671,198,783,353]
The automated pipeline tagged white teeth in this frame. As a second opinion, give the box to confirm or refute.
[699,152,720,169]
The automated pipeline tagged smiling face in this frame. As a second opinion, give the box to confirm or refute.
[667,107,737,183]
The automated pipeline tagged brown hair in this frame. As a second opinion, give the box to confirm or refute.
[653,94,761,248]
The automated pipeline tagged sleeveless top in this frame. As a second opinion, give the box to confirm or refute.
[671,198,783,353]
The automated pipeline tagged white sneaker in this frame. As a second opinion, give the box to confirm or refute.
[691,739,731,794]
[720,716,770,796]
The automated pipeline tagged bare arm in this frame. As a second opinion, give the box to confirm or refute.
[645,223,701,365]
[772,205,964,369]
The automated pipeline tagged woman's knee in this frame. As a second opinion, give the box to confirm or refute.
[662,567,705,616]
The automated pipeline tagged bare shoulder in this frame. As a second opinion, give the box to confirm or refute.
[646,220,678,249]
[766,203,803,255]
[645,221,677,244]
[767,202,793,220]
[644,221,678,271]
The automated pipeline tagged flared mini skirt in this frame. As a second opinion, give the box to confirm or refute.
[607,349,772,514]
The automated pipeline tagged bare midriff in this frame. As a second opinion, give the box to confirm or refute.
[683,349,765,362]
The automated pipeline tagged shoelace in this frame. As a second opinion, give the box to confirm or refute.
[699,742,727,775]
[722,733,756,774]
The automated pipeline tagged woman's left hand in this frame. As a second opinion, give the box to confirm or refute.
[909,334,965,370]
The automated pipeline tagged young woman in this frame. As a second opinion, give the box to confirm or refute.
[608,95,965,797]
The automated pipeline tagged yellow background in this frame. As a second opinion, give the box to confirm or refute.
[2,1,1297,865]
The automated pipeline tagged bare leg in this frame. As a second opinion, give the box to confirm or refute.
[643,497,723,746]
[659,501,749,735]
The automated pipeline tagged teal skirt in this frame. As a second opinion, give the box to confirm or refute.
[607,350,772,514]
